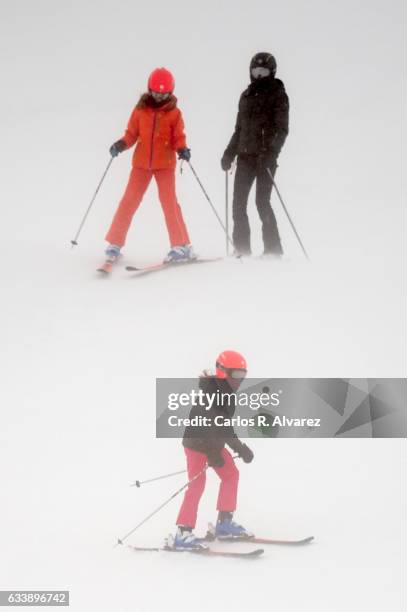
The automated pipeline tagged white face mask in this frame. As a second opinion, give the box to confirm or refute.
[251,66,271,79]
[151,91,170,102]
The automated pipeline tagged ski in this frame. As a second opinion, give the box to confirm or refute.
[215,536,314,546]
[125,257,222,276]
[205,524,314,546]
[127,544,264,558]
[97,261,114,275]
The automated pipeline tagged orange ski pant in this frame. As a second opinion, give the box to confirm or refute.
[105,167,190,248]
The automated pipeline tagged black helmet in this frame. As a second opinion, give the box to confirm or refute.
[250,52,277,80]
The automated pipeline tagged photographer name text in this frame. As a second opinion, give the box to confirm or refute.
[167,415,321,428]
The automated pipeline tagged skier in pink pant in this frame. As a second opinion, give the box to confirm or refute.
[173,350,254,550]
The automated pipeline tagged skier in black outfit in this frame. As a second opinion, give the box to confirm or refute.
[221,52,289,256]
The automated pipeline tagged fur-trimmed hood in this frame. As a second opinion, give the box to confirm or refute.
[136,93,178,111]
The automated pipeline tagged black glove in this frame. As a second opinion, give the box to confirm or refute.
[109,139,127,157]
[239,443,254,464]
[221,151,233,171]
[177,148,191,162]
[257,154,278,175]
[269,133,284,161]
[206,451,225,468]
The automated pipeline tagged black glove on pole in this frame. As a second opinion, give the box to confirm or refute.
[207,451,226,468]
[177,148,191,162]
[266,168,310,261]
[221,152,233,171]
[109,139,127,157]
[70,156,114,247]
[239,443,254,464]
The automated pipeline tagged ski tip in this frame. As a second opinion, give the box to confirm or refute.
[97,264,113,274]
[246,548,264,557]
[281,536,314,545]
[196,547,264,558]
[258,535,314,546]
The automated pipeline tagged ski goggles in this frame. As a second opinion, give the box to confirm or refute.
[150,91,170,102]
[251,66,271,79]
[217,363,248,380]
[229,369,247,380]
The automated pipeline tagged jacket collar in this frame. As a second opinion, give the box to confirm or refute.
[246,76,275,95]
[136,93,178,111]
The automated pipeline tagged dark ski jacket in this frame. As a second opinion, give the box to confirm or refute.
[183,376,246,462]
[224,76,289,161]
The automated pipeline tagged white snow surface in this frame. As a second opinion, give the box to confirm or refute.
[1,1,407,611]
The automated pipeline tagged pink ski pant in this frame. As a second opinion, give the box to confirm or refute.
[176,447,239,529]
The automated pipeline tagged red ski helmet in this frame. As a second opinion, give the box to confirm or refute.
[216,350,247,380]
[148,68,175,94]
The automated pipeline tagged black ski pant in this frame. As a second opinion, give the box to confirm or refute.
[232,155,283,255]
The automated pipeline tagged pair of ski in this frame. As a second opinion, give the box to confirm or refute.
[128,530,314,559]
[97,257,222,276]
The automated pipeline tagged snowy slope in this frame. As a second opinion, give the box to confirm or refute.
[1,1,407,611]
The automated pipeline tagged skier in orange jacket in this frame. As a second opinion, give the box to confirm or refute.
[105,68,195,264]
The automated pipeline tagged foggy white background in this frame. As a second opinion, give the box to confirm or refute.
[1,1,407,611]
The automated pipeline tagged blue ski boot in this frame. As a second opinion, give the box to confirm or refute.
[164,244,196,264]
[168,528,208,551]
[97,244,122,274]
[215,518,254,540]
[105,244,121,262]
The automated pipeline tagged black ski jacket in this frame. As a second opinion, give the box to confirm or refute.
[183,376,246,462]
[224,76,289,161]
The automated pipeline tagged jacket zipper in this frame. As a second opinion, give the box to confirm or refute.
[149,112,158,169]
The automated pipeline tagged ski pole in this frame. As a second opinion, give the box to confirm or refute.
[266,168,310,261]
[70,157,114,247]
[116,464,209,546]
[130,468,187,488]
[187,162,234,253]
[225,171,230,256]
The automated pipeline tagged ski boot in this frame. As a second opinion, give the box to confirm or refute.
[163,244,197,264]
[233,247,251,259]
[214,518,254,540]
[98,244,121,274]
[260,250,283,261]
[167,528,208,551]
[105,244,121,262]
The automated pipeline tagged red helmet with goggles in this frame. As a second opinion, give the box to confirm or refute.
[216,350,247,380]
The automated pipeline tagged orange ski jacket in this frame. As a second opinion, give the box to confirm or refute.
[121,94,187,170]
